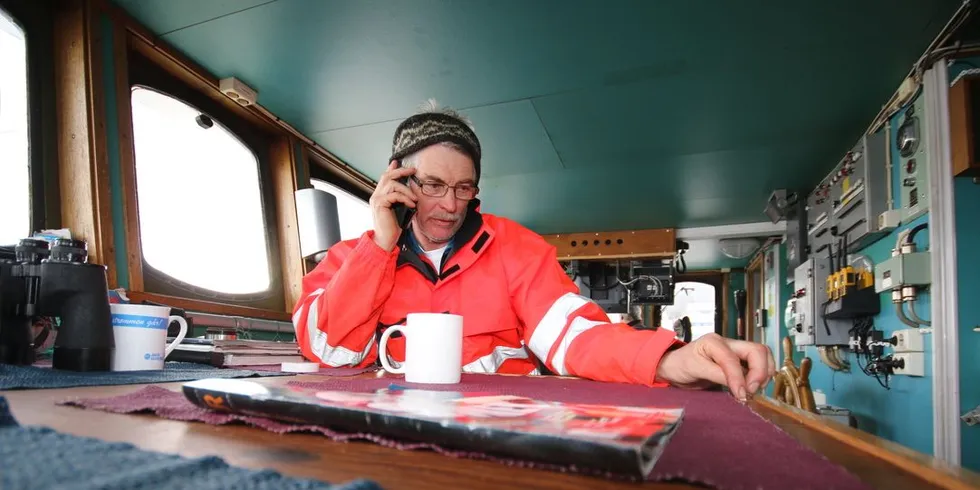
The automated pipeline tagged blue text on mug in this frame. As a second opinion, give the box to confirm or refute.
[112,314,168,330]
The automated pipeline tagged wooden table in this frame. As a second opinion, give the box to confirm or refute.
[4,373,980,490]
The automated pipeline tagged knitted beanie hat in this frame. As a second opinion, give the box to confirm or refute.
[389,104,482,183]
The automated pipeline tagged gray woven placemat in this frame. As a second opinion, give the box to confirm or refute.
[0,396,382,490]
[0,362,292,390]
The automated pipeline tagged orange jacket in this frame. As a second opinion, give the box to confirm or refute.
[291,206,680,386]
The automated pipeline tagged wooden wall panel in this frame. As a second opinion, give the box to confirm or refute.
[127,291,290,322]
[271,137,305,313]
[53,0,115,285]
[744,253,764,342]
[540,228,676,261]
[949,75,980,178]
[295,143,312,190]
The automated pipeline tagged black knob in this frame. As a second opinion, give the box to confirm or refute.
[15,238,50,264]
[48,238,88,263]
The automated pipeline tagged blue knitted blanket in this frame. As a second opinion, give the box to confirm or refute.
[0,396,383,490]
[0,362,291,390]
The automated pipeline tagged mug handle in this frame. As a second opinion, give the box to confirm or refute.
[378,325,405,374]
[165,315,188,358]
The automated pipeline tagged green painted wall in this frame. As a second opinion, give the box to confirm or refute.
[954,175,980,471]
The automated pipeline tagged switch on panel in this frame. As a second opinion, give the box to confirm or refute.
[893,352,925,376]
[894,329,924,353]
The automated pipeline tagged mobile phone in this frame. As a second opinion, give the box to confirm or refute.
[391,159,416,229]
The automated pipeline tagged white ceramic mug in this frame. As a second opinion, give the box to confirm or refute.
[110,303,188,371]
[379,313,463,384]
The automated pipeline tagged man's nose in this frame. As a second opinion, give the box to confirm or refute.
[438,191,458,213]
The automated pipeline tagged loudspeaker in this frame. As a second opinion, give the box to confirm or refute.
[295,188,342,260]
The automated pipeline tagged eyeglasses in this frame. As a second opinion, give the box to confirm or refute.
[411,176,478,200]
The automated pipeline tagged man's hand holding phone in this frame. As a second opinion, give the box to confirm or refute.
[369,160,418,252]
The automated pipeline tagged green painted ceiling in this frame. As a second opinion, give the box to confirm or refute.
[112,0,960,238]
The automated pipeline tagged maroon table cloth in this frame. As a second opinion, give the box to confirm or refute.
[59,373,871,490]
[232,365,378,377]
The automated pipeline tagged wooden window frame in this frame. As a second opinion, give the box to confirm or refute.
[115,29,302,322]
[50,0,114,285]
[308,144,375,200]
[49,0,378,322]
[744,253,765,343]
[125,49,289,312]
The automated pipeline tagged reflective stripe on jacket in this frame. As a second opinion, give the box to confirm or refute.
[292,207,680,386]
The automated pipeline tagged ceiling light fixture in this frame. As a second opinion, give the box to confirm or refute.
[719,237,761,259]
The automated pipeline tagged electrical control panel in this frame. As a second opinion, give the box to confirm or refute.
[805,129,891,257]
[574,259,675,318]
[790,256,852,347]
[897,96,930,222]
[829,130,890,252]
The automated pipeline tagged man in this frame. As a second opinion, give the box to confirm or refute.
[292,102,775,400]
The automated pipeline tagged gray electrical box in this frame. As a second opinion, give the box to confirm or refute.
[829,130,890,253]
[897,96,930,222]
[874,251,931,292]
[792,256,852,347]
[791,260,815,346]
[785,196,808,278]
[806,180,833,258]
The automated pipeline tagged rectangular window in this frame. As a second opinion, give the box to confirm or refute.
[131,85,271,294]
[0,7,29,245]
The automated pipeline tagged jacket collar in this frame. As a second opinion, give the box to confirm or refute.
[397,199,485,283]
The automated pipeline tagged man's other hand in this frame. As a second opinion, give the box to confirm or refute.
[654,333,776,401]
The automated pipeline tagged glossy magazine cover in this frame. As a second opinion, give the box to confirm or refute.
[182,378,684,478]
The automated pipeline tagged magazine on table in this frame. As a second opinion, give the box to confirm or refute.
[181,378,684,477]
[167,338,303,366]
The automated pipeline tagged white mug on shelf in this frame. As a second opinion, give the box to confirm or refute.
[379,313,463,384]
[110,303,188,371]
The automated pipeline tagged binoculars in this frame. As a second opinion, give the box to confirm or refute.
[0,238,114,371]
